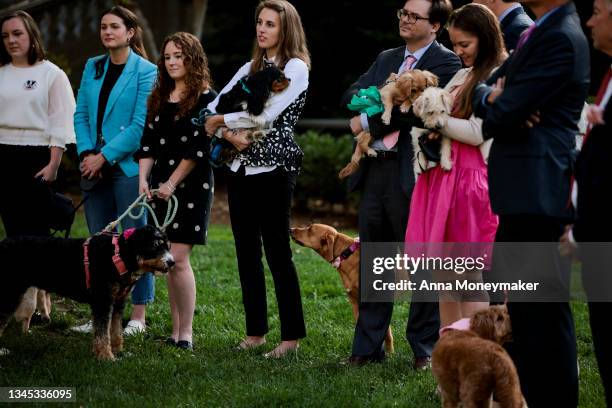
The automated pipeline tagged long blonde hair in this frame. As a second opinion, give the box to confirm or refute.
[250,0,311,74]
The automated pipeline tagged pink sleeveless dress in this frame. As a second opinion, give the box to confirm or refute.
[404,86,498,245]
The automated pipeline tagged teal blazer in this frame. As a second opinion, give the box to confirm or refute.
[74,50,157,177]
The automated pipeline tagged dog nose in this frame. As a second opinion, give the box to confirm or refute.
[167,258,175,268]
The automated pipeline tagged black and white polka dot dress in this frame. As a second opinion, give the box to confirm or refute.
[134,91,217,244]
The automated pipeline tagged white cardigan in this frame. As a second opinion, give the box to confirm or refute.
[439,68,492,161]
[0,60,76,149]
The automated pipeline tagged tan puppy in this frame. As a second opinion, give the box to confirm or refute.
[290,223,394,353]
[432,306,526,408]
[339,70,439,179]
[13,287,51,333]
[380,69,439,125]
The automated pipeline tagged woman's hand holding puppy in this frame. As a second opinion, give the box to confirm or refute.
[223,128,252,151]
[204,114,225,136]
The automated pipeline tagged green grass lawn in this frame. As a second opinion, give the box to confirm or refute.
[0,213,606,407]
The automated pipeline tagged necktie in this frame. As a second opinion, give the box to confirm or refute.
[382,55,418,149]
[583,67,612,143]
[515,24,536,51]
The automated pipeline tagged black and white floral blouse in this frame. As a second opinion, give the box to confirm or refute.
[207,57,309,174]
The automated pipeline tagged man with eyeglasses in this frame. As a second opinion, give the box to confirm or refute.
[341,0,461,369]
[472,0,588,406]
[472,0,533,51]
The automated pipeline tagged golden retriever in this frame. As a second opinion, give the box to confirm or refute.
[290,223,394,353]
[432,305,526,408]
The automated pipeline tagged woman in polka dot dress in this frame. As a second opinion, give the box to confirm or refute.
[134,32,216,350]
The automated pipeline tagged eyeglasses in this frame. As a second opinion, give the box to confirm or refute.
[396,9,429,24]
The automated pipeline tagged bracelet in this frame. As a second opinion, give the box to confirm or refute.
[166,179,176,192]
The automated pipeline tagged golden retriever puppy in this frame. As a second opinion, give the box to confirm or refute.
[290,223,394,353]
[339,70,439,179]
[380,69,439,125]
[411,87,455,175]
[13,287,51,333]
[432,306,526,408]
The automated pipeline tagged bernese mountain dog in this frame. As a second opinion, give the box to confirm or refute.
[0,225,174,360]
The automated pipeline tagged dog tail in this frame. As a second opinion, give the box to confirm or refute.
[338,161,358,179]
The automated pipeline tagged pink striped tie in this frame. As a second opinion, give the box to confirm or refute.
[382,55,417,149]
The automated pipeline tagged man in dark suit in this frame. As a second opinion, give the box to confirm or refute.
[561,0,612,404]
[341,0,461,368]
[473,0,533,51]
[472,1,589,406]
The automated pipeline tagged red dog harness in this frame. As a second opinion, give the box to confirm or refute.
[83,229,134,290]
[331,238,360,269]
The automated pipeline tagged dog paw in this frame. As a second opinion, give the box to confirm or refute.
[381,113,391,125]
[95,349,116,361]
[440,157,453,171]
[366,149,378,157]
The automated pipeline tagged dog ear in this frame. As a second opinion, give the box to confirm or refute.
[470,310,496,341]
[441,91,453,113]
[246,76,270,116]
[425,71,439,88]
[320,233,336,262]
[413,94,424,117]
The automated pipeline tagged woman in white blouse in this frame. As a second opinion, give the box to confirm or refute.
[205,0,310,358]
[0,10,75,237]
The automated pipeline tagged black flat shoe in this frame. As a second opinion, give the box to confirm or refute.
[165,337,177,346]
[176,340,193,350]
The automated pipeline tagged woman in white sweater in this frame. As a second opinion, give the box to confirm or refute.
[0,10,75,237]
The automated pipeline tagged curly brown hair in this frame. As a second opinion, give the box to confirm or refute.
[147,32,212,120]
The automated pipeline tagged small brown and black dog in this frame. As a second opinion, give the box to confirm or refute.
[432,305,526,408]
[212,65,291,163]
[290,223,394,353]
[0,225,174,361]
[339,69,439,179]
[13,287,51,333]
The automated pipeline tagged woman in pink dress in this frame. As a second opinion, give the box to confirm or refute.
[405,4,507,327]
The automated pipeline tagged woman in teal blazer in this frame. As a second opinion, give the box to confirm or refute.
[73,5,157,335]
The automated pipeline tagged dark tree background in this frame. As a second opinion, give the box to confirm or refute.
[1,0,607,121]
[200,0,608,122]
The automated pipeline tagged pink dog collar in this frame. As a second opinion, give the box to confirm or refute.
[332,238,360,269]
[123,228,136,240]
[439,317,471,337]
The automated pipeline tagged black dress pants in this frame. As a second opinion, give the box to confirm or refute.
[0,144,50,237]
[351,157,439,359]
[495,215,578,408]
[227,168,306,340]
[581,241,612,407]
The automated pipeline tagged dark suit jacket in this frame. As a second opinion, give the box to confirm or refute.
[500,5,533,52]
[574,100,612,241]
[341,41,461,196]
[473,2,589,219]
